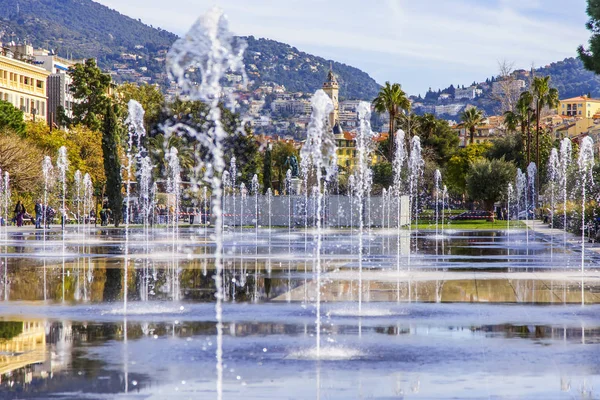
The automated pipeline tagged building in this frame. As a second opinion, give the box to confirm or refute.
[455,86,482,100]
[453,116,504,147]
[491,79,526,95]
[558,96,600,118]
[322,66,340,129]
[0,45,50,123]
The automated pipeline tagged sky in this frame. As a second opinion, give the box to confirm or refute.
[95,0,590,96]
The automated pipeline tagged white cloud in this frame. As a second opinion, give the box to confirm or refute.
[96,0,589,95]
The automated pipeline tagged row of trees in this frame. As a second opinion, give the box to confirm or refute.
[370,75,562,213]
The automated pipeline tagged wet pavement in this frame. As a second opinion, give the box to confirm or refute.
[0,224,598,399]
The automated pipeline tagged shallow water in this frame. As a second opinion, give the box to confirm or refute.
[0,226,598,399]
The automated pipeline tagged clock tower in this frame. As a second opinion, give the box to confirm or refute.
[322,64,339,130]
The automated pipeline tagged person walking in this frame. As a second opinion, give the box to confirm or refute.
[34,199,43,229]
[14,201,26,227]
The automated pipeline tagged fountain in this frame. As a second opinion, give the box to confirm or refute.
[166,9,247,398]
[409,136,424,253]
[577,136,594,304]
[299,89,336,359]
[559,138,572,249]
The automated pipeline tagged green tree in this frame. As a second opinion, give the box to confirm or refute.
[446,143,491,197]
[101,104,123,227]
[532,76,559,173]
[262,144,272,194]
[117,82,165,130]
[0,100,26,135]
[271,141,297,193]
[66,59,112,131]
[416,116,459,167]
[466,158,516,218]
[503,91,534,165]
[372,82,410,161]
[487,133,525,167]
[371,162,393,190]
[460,107,484,145]
[146,133,194,178]
[578,0,600,74]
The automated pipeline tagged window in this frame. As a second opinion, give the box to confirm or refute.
[579,103,583,108]
[562,104,565,108]
[579,111,582,115]
[36,80,43,89]
[41,102,45,117]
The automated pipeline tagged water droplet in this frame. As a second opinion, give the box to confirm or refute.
[132,380,138,386]
[262,348,267,352]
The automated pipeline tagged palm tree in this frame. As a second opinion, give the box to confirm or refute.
[372,82,410,161]
[415,113,437,141]
[532,76,559,170]
[504,91,534,165]
[147,133,195,178]
[460,107,484,145]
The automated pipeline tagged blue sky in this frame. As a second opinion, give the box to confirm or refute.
[96,0,590,96]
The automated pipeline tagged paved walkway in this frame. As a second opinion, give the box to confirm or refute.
[523,219,600,253]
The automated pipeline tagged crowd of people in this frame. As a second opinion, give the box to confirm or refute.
[10,199,57,228]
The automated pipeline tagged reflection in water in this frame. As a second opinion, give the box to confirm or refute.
[0,227,598,398]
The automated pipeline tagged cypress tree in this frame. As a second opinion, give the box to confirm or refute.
[102,103,123,227]
[262,144,272,194]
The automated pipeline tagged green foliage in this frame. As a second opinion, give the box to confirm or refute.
[67,59,112,131]
[372,82,410,161]
[117,82,164,130]
[503,91,534,164]
[0,321,23,340]
[271,141,297,193]
[372,162,393,190]
[416,114,459,167]
[0,101,26,135]
[0,128,44,200]
[578,0,600,75]
[487,133,525,168]
[446,143,491,196]
[466,158,516,212]
[101,104,123,227]
[460,107,484,145]
[262,145,272,194]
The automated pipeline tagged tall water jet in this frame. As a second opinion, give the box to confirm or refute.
[353,102,375,319]
[73,170,82,229]
[251,174,259,301]
[166,9,247,397]
[548,148,560,260]
[56,146,69,229]
[577,136,594,305]
[434,169,442,242]
[56,146,69,302]
[409,136,424,253]
[527,162,537,225]
[166,147,181,301]
[392,129,407,301]
[299,89,336,359]
[83,173,93,287]
[124,99,147,316]
[559,138,572,250]
[507,183,514,254]
[42,157,53,300]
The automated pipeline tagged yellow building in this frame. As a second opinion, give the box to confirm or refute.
[0,49,50,123]
[558,96,600,118]
[553,118,596,139]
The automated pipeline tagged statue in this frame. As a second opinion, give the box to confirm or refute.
[285,155,300,178]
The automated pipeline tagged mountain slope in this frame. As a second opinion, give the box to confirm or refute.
[0,0,380,99]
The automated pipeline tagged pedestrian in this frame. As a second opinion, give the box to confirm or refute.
[14,201,26,227]
[34,199,43,229]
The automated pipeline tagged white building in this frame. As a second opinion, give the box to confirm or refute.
[33,49,82,128]
[455,86,483,100]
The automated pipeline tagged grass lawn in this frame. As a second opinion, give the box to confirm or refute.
[410,219,526,230]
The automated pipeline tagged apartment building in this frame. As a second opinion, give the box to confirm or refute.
[0,46,50,123]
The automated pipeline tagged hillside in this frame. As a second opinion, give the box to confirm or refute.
[243,36,380,99]
[535,57,600,99]
[0,0,380,99]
